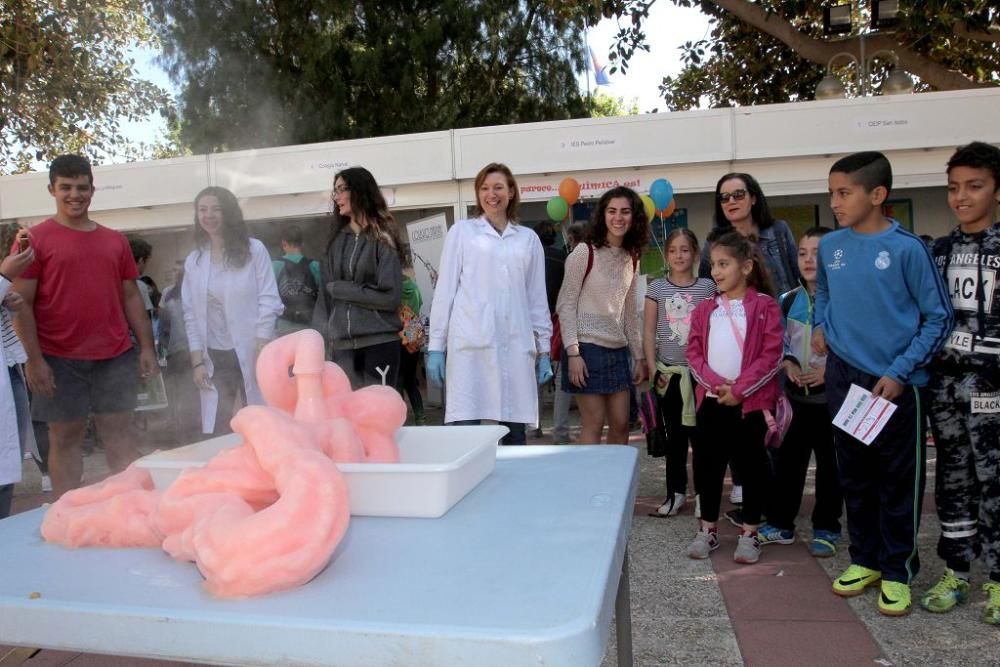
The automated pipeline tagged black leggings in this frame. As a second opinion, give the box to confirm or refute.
[332,340,401,390]
[208,348,246,436]
[398,346,424,414]
[657,373,695,497]
[693,397,769,525]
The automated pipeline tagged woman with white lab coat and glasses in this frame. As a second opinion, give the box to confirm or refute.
[182,186,283,436]
[427,163,553,446]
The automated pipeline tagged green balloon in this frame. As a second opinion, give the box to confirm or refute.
[547,196,569,222]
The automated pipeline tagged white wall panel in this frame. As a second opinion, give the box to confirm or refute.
[453,110,733,179]
[210,132,453,198]
[734,89,1000,161]
[0,156,209,219]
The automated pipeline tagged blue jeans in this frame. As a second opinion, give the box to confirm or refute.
[449,420,527,446]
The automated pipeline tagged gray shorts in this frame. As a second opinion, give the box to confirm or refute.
[31,347,139,423]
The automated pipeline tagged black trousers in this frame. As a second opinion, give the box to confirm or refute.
[208,348,246,436]
[332,340,401,390]
[398,345,424,415]
[693,397,769,525]
[825,350,926,584]
[764,398,843,533]
[657,373,695,497]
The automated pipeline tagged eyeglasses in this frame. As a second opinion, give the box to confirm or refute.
[718,189,748,203]
[333,185,351,196]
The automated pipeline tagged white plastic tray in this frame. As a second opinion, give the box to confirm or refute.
[135,425,507,518]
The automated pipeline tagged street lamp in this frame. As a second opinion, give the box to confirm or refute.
[814,46,914,100]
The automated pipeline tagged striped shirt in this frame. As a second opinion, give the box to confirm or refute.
[646,277,716,364]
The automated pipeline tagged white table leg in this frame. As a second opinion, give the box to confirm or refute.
[615,547,633,666]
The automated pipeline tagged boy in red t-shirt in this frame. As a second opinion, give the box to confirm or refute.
[13,155,157,498]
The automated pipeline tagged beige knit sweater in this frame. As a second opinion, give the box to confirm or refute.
[556,243,643,362]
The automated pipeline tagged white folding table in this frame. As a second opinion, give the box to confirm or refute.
[0,445,638,666]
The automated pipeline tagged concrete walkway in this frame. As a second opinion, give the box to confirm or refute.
[4,393,1000,666]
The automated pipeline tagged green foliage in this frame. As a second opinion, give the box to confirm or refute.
[558,0,999,110]
[589,90,640,116]
[0,0,172,173]
[151,0,590,153]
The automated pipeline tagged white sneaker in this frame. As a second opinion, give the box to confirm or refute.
[729,484,743,505]
[656,493,686,517]
[41,475,52,493]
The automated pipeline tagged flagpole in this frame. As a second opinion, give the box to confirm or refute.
[583,19,593,115]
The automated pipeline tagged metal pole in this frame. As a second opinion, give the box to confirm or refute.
[615,548,634,666]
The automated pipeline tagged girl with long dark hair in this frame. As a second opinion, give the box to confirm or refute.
[182,186,283,435]
[321,167,405,389]
[556,186,649,445]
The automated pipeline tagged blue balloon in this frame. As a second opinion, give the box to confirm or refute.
[649,178,674,210]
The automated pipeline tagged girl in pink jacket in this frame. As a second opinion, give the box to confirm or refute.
[685,231,784,565]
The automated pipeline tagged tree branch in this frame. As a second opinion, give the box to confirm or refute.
[954,20,1000,43]
[707,0,994,91]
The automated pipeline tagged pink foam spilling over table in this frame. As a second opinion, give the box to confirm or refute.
[40,329,406,598]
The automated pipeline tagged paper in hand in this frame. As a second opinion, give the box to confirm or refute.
[832,383,897,446]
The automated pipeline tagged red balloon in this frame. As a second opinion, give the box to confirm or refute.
[660,200,676,218]
[558,178,581,206]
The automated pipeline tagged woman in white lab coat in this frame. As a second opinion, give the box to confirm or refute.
[427,163,552,445]
[182,187,283,436]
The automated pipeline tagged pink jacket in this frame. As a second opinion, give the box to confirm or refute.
[686,287,783,416]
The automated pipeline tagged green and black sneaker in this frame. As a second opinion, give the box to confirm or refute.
[920,568,970,613]
[878,580,912,617]
[832,564,882,597]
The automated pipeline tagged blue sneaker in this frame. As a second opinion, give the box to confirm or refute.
[809,529,840,558]
[757,522,795,545]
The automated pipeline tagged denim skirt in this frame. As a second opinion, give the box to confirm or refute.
[561,342,631,395]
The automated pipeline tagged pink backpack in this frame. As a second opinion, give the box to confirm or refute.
[718,295,792,448]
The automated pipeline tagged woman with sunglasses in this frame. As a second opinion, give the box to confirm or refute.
[699,173,800,296]
[320,167,406,389]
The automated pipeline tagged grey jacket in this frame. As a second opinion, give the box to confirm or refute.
[319,227,403,350]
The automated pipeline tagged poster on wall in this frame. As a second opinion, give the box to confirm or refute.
[883,199,914,231]
[772,205,819,241]
[405,214,448,318]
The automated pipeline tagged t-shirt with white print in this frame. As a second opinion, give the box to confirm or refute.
[707,296,746,383]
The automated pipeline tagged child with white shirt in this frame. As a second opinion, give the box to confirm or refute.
[685,231,784,565]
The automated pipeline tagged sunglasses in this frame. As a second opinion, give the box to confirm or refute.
[718,189,748,203]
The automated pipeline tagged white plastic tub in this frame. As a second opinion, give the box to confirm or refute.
[135,425,507,518]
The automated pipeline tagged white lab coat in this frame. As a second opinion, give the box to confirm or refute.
[0,277,22,486]
[428,218,551,424]
[182,239,283,434]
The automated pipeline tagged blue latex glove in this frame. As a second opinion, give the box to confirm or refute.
[427,350,446,386]
[537,354,553,385]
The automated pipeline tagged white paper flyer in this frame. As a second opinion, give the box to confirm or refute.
[832,383,898,445]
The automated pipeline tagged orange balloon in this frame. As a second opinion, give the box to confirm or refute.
[558,178,581,206]
[660,200,676,218]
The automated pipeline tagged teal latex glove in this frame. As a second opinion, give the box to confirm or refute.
[537,354,553,385]
[427,350,446,386]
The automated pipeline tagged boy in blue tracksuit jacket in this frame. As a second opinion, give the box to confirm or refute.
[813,151,953,617]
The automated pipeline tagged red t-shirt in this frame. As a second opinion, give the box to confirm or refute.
[21,218,139,359]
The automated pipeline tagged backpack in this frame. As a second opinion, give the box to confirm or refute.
[278,257,319,324]
[398,304,426,353]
